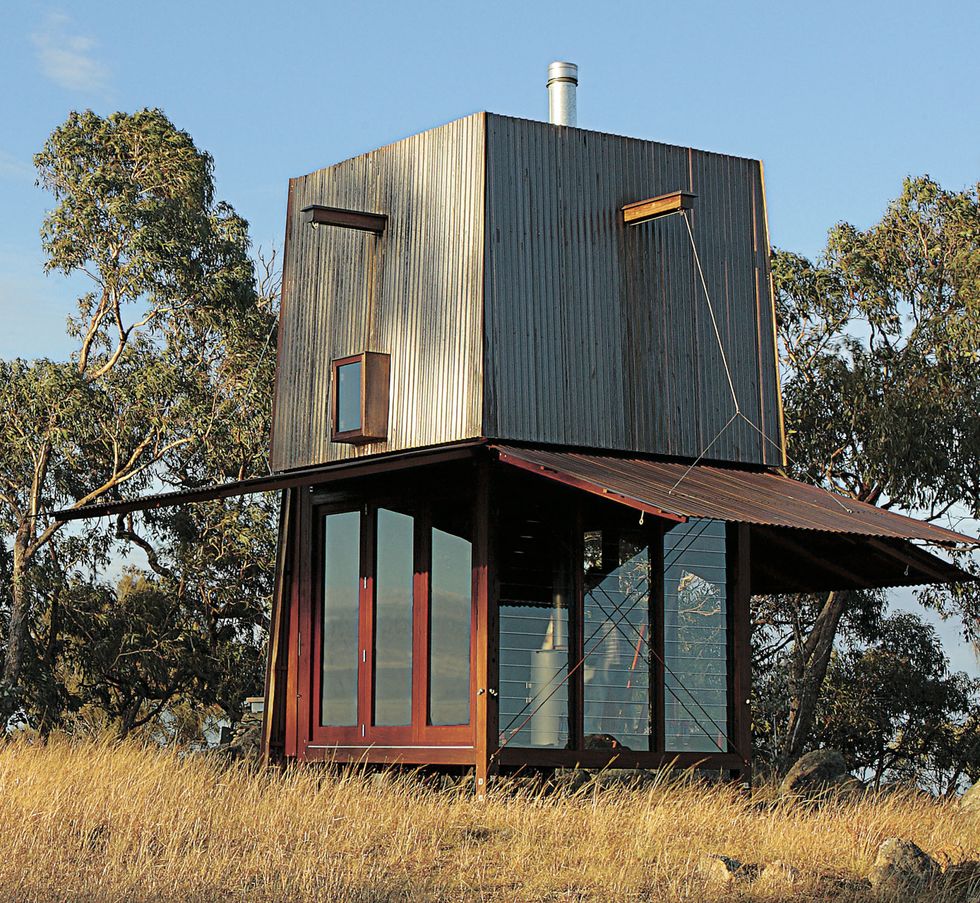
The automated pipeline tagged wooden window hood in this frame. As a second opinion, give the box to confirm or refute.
[303,204,387,234]
[621,190,696,226]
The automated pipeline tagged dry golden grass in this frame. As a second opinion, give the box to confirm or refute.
[0,738,977,902]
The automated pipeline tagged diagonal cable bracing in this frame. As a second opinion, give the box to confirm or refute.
[497,520,737,757]
[681,208,740,414]
[675,209,855,514]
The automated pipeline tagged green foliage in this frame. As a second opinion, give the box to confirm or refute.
[774,176,980,519]
[817,612,980,793]
[757,175,980,770]
[0,108,278,739]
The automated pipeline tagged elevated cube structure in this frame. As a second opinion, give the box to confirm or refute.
[58,103,976,787]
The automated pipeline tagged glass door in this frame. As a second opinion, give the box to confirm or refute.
[313,500,475,748]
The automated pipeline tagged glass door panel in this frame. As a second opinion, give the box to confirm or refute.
[315,495,477,746]
[321,511,361,727]
[429,514,472,726]
[497,508,571,749]
[374,508,414,726]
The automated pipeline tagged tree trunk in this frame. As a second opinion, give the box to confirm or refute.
[1,525,33,723]
[38,585,62,740]
[777,590,848,770]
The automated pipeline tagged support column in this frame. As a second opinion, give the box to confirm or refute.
[261,490,293,766]
[473,461,498,799]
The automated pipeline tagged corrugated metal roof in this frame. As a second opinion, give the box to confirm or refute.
[491,444,977,547]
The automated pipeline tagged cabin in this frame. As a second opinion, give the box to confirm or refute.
[57,64,976,790]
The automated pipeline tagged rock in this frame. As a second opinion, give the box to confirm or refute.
[699,855,755,886]
[832,775,866,798]
[962,782,980,815]
[867,838,937,895]
[551,768,592,793]
[213,709,263,762]
[756,860,801,889]
[779,749,859,801]
[591,768,654,790]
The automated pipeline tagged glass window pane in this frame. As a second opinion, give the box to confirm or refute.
[429,521,472,726]
[336,360,362,433]
[321,511,361,726]
[664,519,728,753]
[499,605,568,747]
[497,507,570,749]
[374,508,414,726]
[583,531,652,751]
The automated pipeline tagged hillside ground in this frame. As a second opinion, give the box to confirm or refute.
[0,738,977,902]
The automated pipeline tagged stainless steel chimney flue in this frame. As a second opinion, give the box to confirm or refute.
[547,61,578,127]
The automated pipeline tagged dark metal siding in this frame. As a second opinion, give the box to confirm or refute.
[483,114,783,466]
[271,114,486,471]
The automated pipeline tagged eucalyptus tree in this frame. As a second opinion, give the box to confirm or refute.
[817,612,980,793]
[763,176,980,768]
[0,109,277,730]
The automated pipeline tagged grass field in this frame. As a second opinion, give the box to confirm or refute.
[0,739,977,902]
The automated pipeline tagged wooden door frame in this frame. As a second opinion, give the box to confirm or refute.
[306,490,479,756]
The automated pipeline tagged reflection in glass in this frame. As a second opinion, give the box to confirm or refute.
[336,360,362,432]
[321,511,361,726]
[583,532,652,750]
[499,605,568,747]
[429,525,472,726]
[497,510,570,749]
[374,508,413,726]
[664,519,728,752]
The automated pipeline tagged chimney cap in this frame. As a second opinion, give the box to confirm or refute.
[547,61,578,85]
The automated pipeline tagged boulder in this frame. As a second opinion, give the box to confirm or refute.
[867,838,937,895]
[962,782,980,815]
[756,860,801,889]
[551,768,592,793]
[778,749,859,800]
[591,768,655,790]
[698,855,756,887]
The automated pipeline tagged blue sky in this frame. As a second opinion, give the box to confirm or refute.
[1,1,978,671]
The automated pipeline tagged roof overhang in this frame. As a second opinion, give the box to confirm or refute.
[489,445,977,592]
[51,440,976,593]
[51,441,485,522]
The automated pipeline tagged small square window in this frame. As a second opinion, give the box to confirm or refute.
[336,360,362,433]
[331,352,390,444]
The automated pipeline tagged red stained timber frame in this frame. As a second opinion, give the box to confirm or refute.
[277,462,749,778]
[292,492,481,761]
[331,352,390,445]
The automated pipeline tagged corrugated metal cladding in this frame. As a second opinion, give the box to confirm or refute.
[270,114,486,471]
[483,114,784,467]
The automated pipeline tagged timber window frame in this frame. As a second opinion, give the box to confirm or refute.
[331,352,391,444]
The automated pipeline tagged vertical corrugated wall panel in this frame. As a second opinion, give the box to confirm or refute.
[270,114,486,471]
[484,114,783,467]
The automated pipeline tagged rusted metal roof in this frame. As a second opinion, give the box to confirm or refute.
[491,445,977,547]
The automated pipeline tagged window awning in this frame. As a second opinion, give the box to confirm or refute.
[490,444,977,593]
